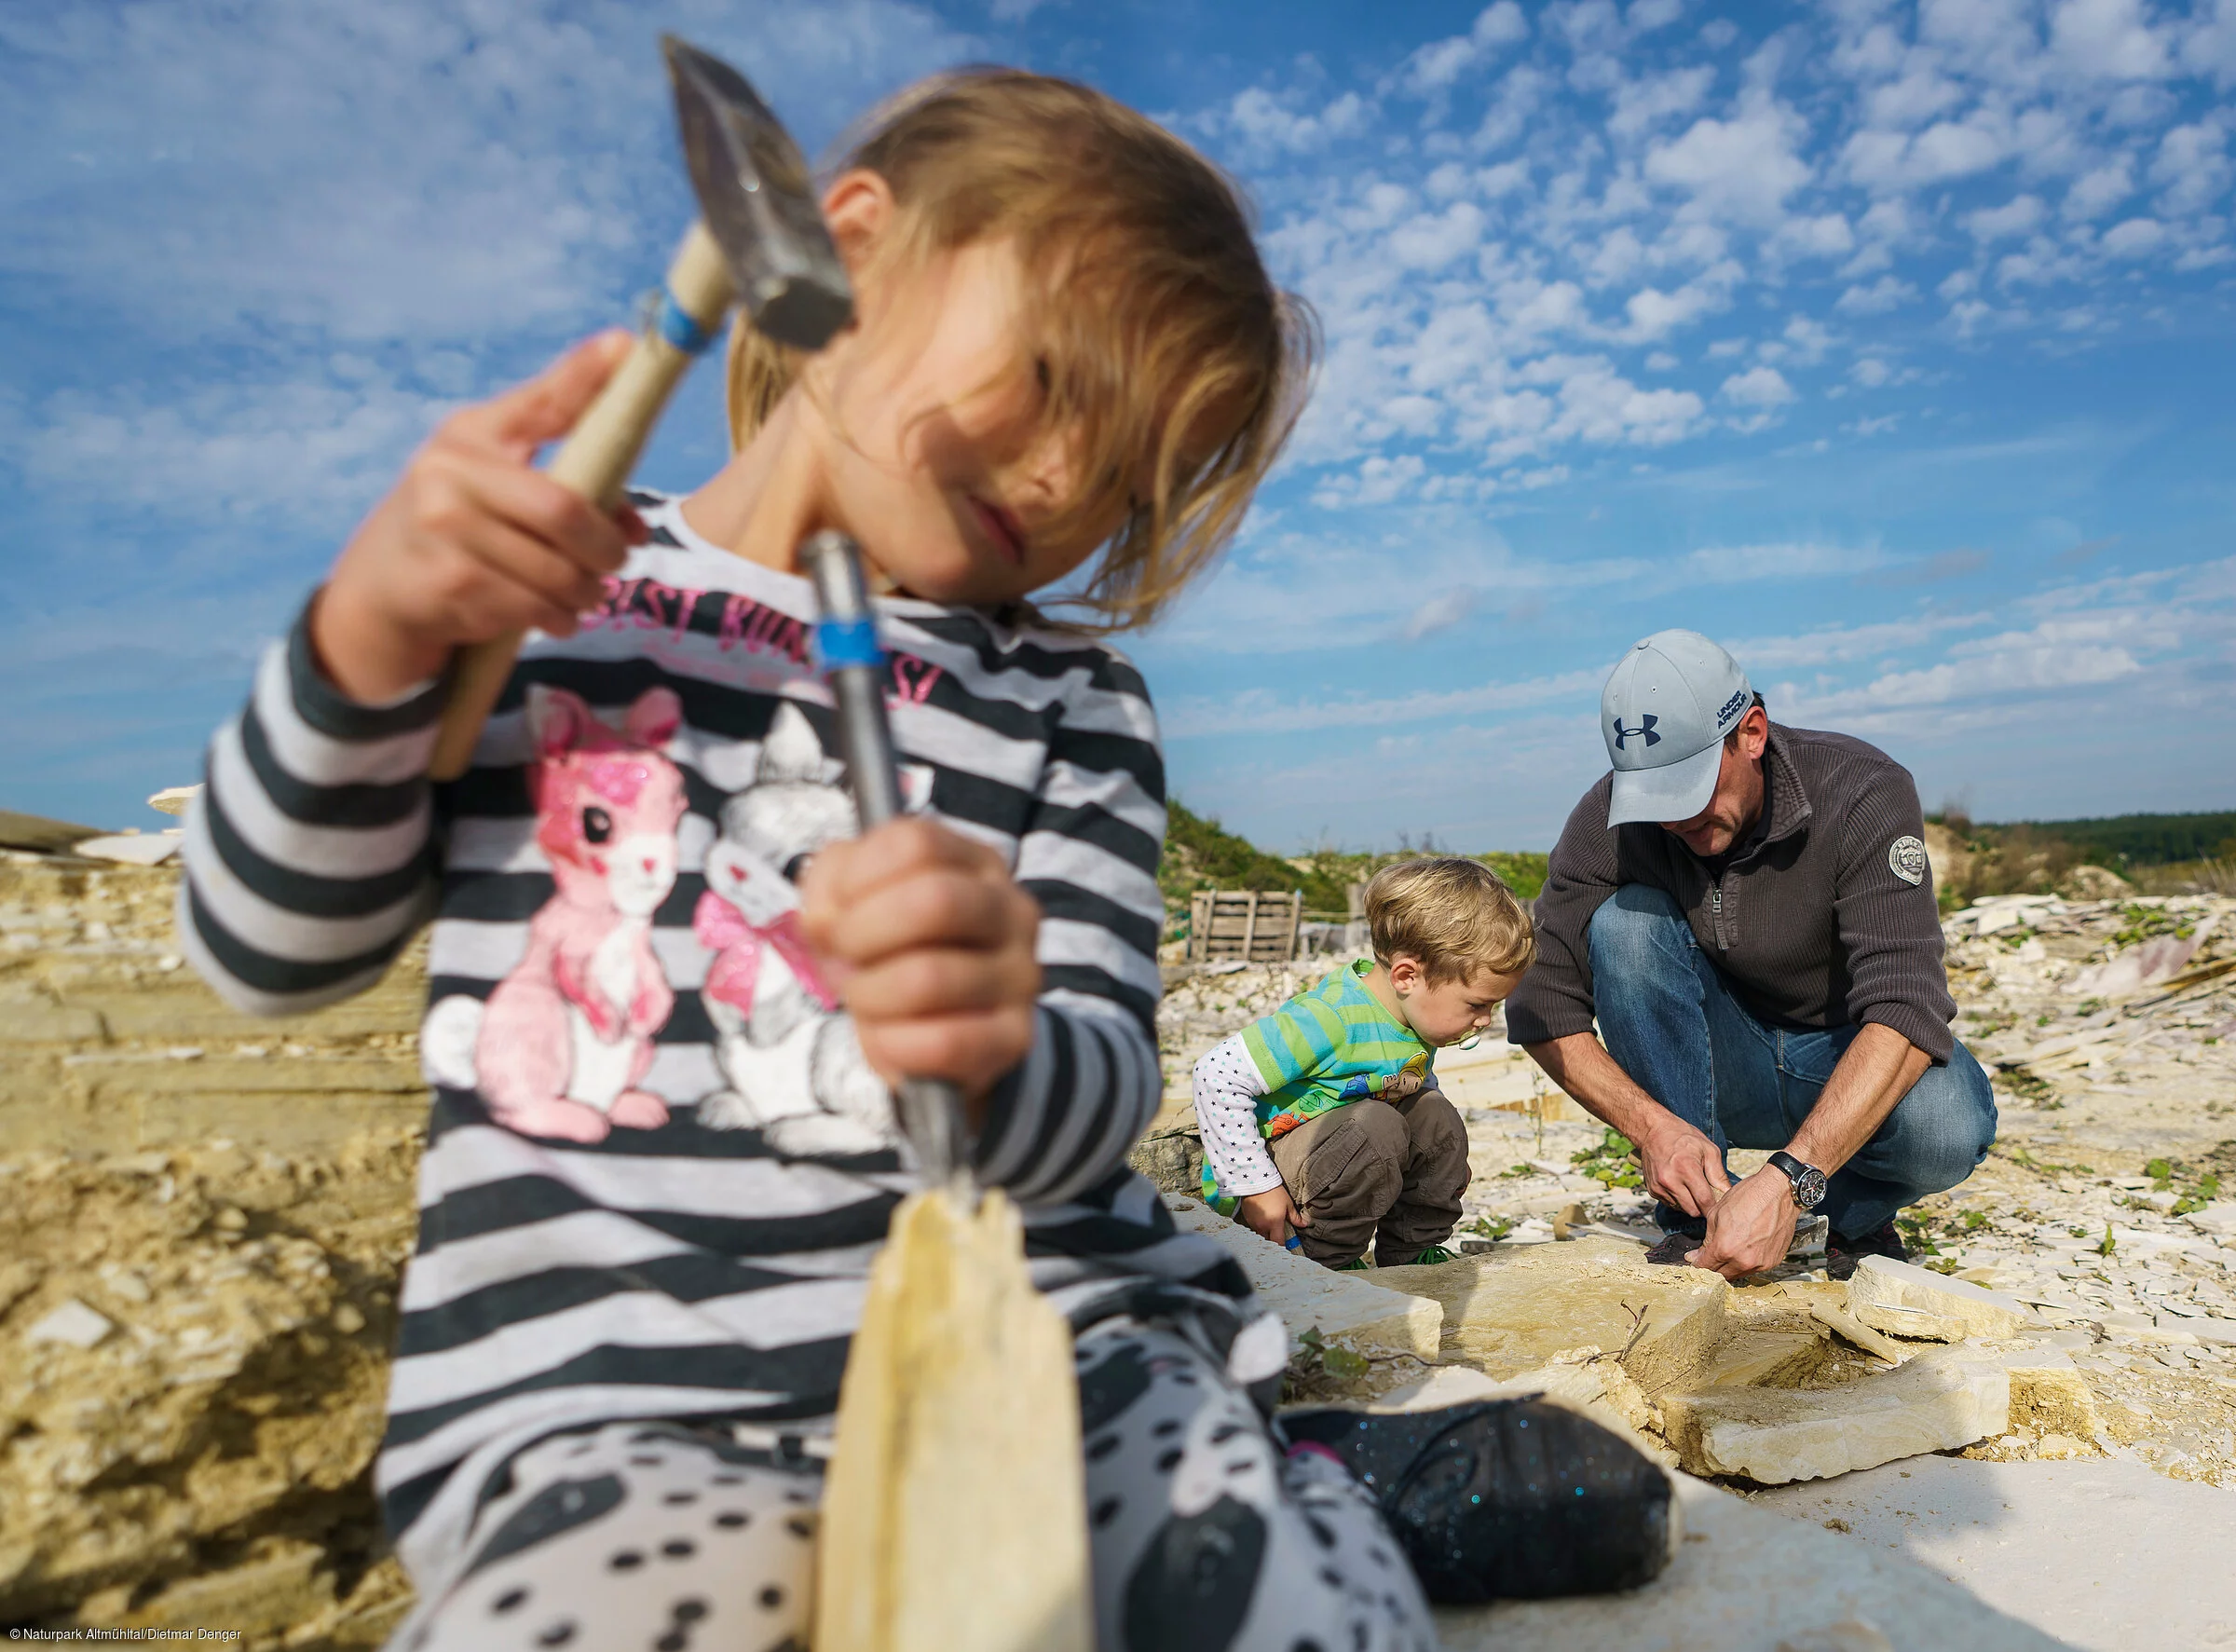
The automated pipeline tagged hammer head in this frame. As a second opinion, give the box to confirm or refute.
[663,35,853,352]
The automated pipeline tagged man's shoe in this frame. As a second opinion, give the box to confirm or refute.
[1643,1230,1703,1266]
[1826,1220,1907,1282]
[1279,1398,1675,1604]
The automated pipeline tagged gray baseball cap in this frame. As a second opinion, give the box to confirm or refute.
[1601,630,1754,827]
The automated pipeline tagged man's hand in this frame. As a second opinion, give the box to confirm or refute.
[1634,1112,1731,1220]
[1689,1169,1797,1279]
[798,817,1042,1113]
[1236,1185,1308,1247]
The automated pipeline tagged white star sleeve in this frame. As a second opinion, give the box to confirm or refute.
[1192,1034,1283,1200]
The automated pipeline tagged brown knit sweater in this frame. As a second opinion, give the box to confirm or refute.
[1505,724,1956,1063]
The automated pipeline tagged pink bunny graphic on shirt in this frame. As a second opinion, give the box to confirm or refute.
[692,845,836,1022]
[472,684,687,1144]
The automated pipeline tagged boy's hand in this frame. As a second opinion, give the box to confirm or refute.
[313,332,647,704]
[798,817,1043,1113]
[1236,1185,1308,1247]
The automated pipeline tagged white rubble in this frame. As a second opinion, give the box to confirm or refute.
[1847,1254,2031,1342]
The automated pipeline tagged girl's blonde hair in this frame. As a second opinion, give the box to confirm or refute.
[727,67,1316,633]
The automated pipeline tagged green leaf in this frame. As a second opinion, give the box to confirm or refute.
[1319,1345,1371,1381]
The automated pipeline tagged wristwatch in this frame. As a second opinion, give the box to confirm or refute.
[1766,1150,1828,1210]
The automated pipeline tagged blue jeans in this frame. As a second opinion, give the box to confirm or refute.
[1587,884,1996,1242]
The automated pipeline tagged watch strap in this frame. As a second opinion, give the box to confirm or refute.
[1766,1150,1826,1209]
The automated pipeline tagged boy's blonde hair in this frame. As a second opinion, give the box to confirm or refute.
[1365,858,1535,983]
[727,67,1316,633]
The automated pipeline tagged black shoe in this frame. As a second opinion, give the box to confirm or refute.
[1826,1219,1907,1282]
[1278,1398,1675,1604]
[1644,1230,1702,1266]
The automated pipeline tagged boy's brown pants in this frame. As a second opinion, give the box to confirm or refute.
[1270,1088,1470,1268]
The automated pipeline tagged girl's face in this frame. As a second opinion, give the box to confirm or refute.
[809,184,1134,608]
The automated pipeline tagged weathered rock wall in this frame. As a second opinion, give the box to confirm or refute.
[1,852,428,1641]
[1,853,427,1154]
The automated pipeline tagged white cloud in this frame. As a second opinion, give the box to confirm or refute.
[0,0,978,346]
[1728,611,1994,668]
[2150,120,2232,214]
[1774,212,1858,258]
[2099,215,2169,255]
[1398,2,1531,96]
[1836,275,1918,313]
[1388,200,1490,269]
[2049,0,2175,79]
[1644,98,1813,225]
[1967,193,2046,240]
[1161,667,1600,740]
[1216,87,1372,157]
[2063,158,2136,221]
[1685,540,1875,580]
[14,372,454,529]
[1623,281,1724,339]
[1403,586,1481,639]
[1608,65,1716,140]
[1720,365,1797,406]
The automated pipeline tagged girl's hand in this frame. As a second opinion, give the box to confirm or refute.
[313,332,646,704]
[798,817,1043,1112]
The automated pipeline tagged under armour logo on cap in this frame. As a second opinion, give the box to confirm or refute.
[1611,715,1660,751]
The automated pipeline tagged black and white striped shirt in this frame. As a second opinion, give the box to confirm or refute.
[179,493,1250,1580]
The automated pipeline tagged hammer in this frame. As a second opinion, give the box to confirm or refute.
[427,35,852,781]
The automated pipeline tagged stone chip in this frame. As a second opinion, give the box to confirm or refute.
[1847,1254,2029,1342]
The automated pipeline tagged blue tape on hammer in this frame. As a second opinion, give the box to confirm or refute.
[812,618,886,674]
[655,290,715,356]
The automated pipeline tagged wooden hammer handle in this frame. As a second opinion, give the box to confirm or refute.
[427,222,735,781]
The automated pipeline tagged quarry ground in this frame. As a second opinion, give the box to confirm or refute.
[4,846,2233,1644]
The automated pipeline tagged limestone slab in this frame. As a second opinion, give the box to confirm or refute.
[1161,1195,1442,1360]
[1437,1469,2066,1652]
[1847,1255,2029,1342]
[1371,1236,1736,1396]
[1658,1345,2012,1484]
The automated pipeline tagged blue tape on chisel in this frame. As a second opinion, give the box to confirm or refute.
[812,617,886,673]
[655,290,716,356]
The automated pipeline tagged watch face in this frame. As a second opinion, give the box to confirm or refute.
[1775,1154,1827,1208]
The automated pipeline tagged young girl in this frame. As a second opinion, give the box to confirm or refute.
[177,67,1462,1650]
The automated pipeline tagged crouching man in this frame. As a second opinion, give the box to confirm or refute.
[1505,630,1996,1281]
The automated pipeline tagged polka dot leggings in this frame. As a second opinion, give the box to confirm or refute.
[394,1320,1437,1652]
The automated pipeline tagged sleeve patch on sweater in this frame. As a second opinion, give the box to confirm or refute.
[1888,835,1928,886]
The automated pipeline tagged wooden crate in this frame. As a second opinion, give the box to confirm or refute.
[1187,889,1302,965]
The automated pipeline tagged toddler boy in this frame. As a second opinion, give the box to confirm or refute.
[1194,857,1534,1268]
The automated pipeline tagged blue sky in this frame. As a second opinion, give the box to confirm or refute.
[4,0,2233,851]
